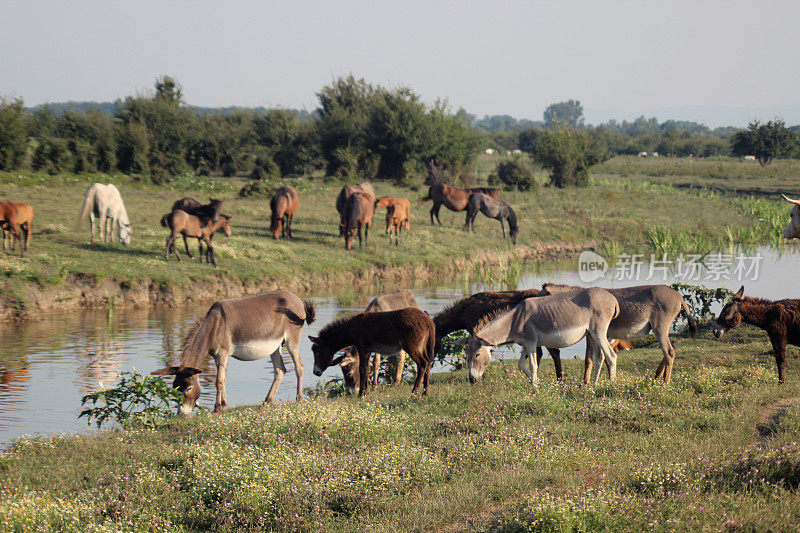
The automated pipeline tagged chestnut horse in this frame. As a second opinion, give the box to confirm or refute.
[336,182,374,236]
[422,183,499,225]
[162,210,232,267]
[0,201,34,257]
[270,186,299,239]
[342,192,374,250]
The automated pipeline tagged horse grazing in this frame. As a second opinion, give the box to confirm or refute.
[311,307,435,396]
[714,286,800,383]
[432,288,563,381]
[339,290,420,394]
[541,283,697,383]
[465,192,519,244]
[336,182,375,236]
[152,290,316,413]
[342,192,374,250]
[171,197,222,226]
[422,183,499,225]
[270,185,299,240]
[79,183,132,246]
[466,288,619,386]
[782,194,800,239]
[0,201,34,257]
[162,210,232,267]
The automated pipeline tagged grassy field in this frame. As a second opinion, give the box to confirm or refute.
[1,324,799,531]
[0,163,795,316]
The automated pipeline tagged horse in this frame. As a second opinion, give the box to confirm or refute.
[465,192,519,244]
[541,283,697,383]
[375,197,411,231]
[714,286,800,383]
[342,192,373,250]
[422,183,499,225]
[0,201,34,257]
[78,183,132,246]
[432,288,564,381]
[270,185,299,240]
[339,290,420,394]
[310,307,435,397]
[465,288,619,386]
[152,290,316,413]
[336,182,375,236]
[162,210,232,267]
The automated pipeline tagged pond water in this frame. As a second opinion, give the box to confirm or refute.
[1,245,799,447]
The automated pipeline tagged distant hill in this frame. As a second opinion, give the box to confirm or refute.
[585,105,800,129]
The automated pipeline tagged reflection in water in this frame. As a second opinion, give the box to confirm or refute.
[1,245,799,447]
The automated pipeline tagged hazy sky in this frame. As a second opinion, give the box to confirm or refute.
[2,0,799,122]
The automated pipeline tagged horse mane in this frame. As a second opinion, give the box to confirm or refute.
[505,204,518,231]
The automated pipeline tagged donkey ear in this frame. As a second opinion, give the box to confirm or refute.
[781,194,800,205]
[734,286,744,299]
[184,367,203,377]
[309,335,319,343]
[151,366,180,376]
[331,355,345,366]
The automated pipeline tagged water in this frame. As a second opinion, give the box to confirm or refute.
[2,245,799,447]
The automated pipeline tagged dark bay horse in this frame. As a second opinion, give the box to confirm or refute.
[311,308,435,396]
[171,197,222,226]
[162,210,232,267]
[465,192,519,244]
[270,186,299,240]
[336,182,375,236]
[0,201,34,257]
[342,192,374,250]
[152,290,316,413]
[422,183,499,225]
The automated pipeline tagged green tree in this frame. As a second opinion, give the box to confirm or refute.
[731,119,798,166]
[0,97,28,170]
[493,156,536,191]
[543,99,584,129]
[525,127,609,187]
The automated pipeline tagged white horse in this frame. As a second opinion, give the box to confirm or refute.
[79,183,132,245]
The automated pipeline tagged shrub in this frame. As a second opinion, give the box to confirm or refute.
[495,156,536,191]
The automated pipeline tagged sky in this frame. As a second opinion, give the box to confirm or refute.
[2,0,799,126]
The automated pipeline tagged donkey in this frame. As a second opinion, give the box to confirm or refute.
[422,183,499,226]
[465,192,519,244]
[432,288,564,381]
[342,192,374,250]
[714,286,800,383]
[541,283,697,383]
[153,290,315,413]
[336,182,375,236]
[79,183,132,246]
[781,194,800,239]
[0,201,34,256]
[270,185,299,240]
[466,288,619,386]
[162,210,232,267]
[339,289,420,394]
[311,308,435,397]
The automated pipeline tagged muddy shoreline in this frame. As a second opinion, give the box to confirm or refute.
[0,241,594,321]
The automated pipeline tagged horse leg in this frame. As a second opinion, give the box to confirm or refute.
[212,351,230,412]
[98,212,107,243]
[500,218,506,239]
[111,217,118,244]
[206,239,217,267]
[364,221,370,248]
[264,347,287,404]
[22,222,30,256]
[182,235,193,258]
[89,212,96,244]
[393,350,406,385]
[357,224,363,248]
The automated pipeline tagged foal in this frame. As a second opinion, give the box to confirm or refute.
[162,210,232,267]
[270,185,299,240]
[0,201,34,257]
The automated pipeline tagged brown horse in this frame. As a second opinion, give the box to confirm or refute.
[0,201,34,257]
[375,197,411,230]
[171,197,222,225]
[336,182,375,236]
[162,210,232,267]
[270,185,299,239]
[342,192,373,250]
[422,183,499,225]
[310,308,436,396]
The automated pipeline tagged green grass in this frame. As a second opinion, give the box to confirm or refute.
[2,324,800,531]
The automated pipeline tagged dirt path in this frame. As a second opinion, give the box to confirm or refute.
[756,397,800,440]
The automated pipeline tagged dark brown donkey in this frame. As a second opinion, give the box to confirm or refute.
[342,192,374,250]
[311,308,436,397]
[270,185,299,239]
[714,286,800,383]
[0,201,34,257]
[152,290,316,413]
[162,210,232,267]
[432,288,563,380]
[422,183,499,225]
[336,182,375,236]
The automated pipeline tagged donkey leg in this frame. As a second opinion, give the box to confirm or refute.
[371,353,380,388]
[285,333,305,401]
[212,351,230,412]
[653,325,676,383]
[545,348,563,380]
[357,346,370,397]
[411,356,425,394]
[770,333,788,384]
[393,350,407,385]
[583,337,594,384]
[264,348,287,405]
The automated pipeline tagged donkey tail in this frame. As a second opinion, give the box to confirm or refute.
[303,300,316,324]
[181,304,226,369]
[79,186,95,224]
[681,299,697,338]
[277,300,316,326]
[427,321,436,365]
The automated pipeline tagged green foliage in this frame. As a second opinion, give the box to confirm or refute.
[494,156,536,191]
[732,119,798,166]
[79,370,183,429]
[525,127,610,187]
[543,99,584,128]
[437,330,469,369]
[0,97,28,170]
[670,282,734,319]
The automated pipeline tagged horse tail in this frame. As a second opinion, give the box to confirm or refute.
[160,213,171,228]
[681,298,697,338]
[420,186,432,202]
[79,186,95,225]
[181,304,226,369]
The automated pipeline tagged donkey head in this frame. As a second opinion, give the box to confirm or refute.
[782,194,800,240]
[309,335,345,376]
[464,336,492,383]
[713,286,745,339]
[151,366,203,415]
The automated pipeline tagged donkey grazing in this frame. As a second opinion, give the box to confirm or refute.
[162,210,232,267]
[79,183,132,246]
[152,290,316,413]
[422,183,499,225]
[465,192,519,244]
[781,194,800,239]
[0,201,34,256]
[541,284,697,383]
[311,308,435,397]
[466,288,619,385]
[336,182,375,236]
[339,290,420,394]
[342,192,374,250]
[270,185,299,240]
[714,286,800,383]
